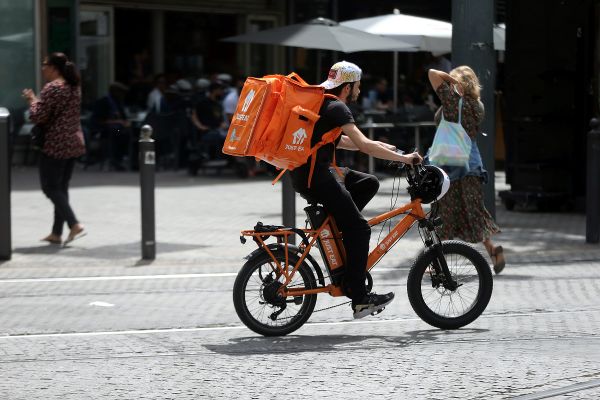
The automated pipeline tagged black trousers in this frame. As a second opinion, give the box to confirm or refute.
[298,168,379,301]
[39,154,79,236]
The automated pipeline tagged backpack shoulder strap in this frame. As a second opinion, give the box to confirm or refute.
[306,127,343,188]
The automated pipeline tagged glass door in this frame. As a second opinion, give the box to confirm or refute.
[0,0,37,113]
[78,5,113,108]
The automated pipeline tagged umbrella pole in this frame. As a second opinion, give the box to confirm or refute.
[393,51,398,111]
[316,50,322,82]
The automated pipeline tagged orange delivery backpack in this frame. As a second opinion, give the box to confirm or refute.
[222,72,342,187]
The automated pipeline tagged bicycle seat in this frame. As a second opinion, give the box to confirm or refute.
[299,192,319,206]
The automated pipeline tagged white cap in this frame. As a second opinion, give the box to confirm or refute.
[216,73,232,83]
[175,79,192,91]
[320,61,362,90]
[196,78,210,89]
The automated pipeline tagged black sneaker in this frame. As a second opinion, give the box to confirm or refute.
[352,292,395,319]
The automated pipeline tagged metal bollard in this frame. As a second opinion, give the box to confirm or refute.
[282,173,296,244]
[586,118,600,244]
[0,108,11,260]
[139,125,156,259]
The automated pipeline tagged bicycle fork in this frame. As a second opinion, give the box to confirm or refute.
[419,219,460,291]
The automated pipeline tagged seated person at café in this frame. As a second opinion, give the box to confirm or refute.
[90,82,132,170]
[190,81,228,161]
[366,77,392,111]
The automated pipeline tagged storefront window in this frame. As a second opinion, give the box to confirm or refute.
[0,0,36,116]
[78,6,113,108]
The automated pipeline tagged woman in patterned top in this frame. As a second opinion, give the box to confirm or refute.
[427,66,506,274]
[22,53,86,246]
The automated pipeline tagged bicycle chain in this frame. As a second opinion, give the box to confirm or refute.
[261,280,351,321]
[268,299,352,321]
[314,300,352,313]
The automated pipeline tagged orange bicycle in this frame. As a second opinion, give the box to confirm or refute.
[233,163,493,336]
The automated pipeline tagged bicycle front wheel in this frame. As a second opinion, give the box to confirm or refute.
[407,240,493,330]
[233,250,317,336]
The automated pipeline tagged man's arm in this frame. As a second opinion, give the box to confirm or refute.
[337,135,359,150]
[341,123,422,164]
[338,135,396,152]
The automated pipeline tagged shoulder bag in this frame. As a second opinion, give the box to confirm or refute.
[428,97,472,168]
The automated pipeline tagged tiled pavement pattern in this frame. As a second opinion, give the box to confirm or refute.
[4,167,600,273]
[0,311,598,399]
[1,167,600,399]
[0,263,599,335]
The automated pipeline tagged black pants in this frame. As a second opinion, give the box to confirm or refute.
[299,169,379,301]
[39,154,79,236]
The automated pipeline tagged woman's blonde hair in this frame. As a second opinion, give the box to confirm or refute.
[450,66,481,99]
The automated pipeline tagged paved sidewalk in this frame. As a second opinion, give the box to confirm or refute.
[2,166,600,276]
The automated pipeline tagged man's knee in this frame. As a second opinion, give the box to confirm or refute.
[366,175,380,196]
[344,219,371,238]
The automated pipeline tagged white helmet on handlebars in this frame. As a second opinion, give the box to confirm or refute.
[412,165,450,204]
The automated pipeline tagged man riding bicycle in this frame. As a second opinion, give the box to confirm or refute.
[290,61,422,319]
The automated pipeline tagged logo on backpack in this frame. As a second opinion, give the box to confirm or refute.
[229,129,240,142]
[241,89,255,113]
[285,128,307,152]
[292,128,307,145]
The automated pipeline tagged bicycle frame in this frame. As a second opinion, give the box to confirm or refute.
[240,198,427,298]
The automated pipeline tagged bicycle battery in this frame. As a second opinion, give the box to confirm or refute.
[304,205,347,285]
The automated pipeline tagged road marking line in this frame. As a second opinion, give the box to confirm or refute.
[0,273,238,283]
[0,268,401,284]
[511,378,600,400]
[0,309,595,341]
[88,301,115,307]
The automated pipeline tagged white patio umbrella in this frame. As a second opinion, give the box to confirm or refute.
[341,10,506,108]
[222,17,415,80]
[341,9,452,53]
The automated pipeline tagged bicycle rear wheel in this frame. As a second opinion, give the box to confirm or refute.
[233,250,317,336]
[407,240,493,329]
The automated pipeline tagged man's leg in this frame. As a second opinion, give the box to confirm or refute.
[310,177,370,302]
[344,169,380,211]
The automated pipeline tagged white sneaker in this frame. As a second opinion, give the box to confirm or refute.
[352,292,395,319]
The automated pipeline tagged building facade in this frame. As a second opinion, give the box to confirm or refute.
[1,0,599,207]
[1,0,286,114]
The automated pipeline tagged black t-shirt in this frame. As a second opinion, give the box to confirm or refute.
[194,97,223,130]
[290,98,355,190]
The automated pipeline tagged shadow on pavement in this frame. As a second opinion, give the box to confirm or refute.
[13,241,207,259]
[11,244,64,255]
[204,328,489,356]
[11,167,270,191]
[492,274,535,281]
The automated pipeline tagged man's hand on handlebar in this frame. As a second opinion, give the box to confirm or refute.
[402,151,423,166]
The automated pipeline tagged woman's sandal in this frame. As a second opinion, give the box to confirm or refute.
[41,234,62,245]
[491,245,506,274]
[63,225,87,247]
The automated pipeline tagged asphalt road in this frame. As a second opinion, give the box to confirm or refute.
[2,168,599,399]
[1,260,599,399]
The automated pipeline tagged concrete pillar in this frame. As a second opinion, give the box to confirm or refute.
[452,0,497,218]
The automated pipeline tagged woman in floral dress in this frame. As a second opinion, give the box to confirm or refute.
[23,53,86,246]
[427,66,506,274]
